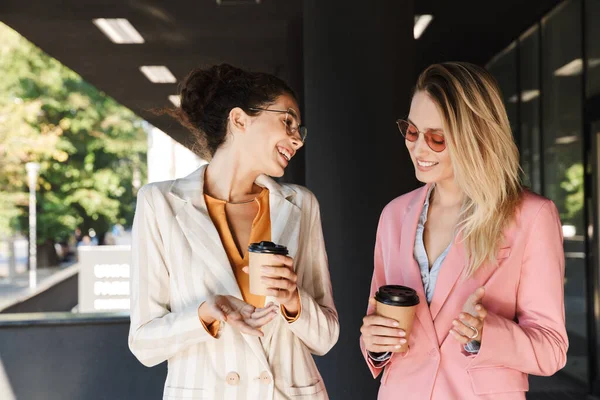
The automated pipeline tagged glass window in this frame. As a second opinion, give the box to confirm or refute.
[542,0,587,384]
[586,0,600,98]
[519,26,541,192]
[487,42,519,150]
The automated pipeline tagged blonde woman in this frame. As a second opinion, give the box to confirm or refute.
[359,62,568,399]
[128,64,338,399]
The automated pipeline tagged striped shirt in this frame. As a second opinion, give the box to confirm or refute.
[414,184,452,304]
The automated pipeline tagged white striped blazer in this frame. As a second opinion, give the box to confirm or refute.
[128,164,339,400]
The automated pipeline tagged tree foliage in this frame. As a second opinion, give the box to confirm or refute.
[0,22,147,242]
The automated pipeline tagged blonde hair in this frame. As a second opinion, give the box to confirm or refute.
[415,62,523,277]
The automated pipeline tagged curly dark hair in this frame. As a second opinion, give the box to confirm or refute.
[157,64,297,160]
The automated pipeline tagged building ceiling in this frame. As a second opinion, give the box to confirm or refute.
[414,0,561,70]
[1,0,561,147]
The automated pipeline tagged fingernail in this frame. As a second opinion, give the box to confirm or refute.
[393,322,399,327]
[395,345,401,349]
[400,339,407,344]
[398,331,406,337]
[452,320,458,326]
[459,313,465,319]
[476,305,481,310]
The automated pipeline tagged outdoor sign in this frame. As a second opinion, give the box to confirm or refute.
[78,245,131,312]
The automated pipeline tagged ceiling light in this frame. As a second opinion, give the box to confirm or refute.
[93,18,144,44]
[414,15,433,40]
[553,58,600,76]
[216,0,261,5]
[168,95,181,107]
[521,89,540,102]
[554,59,583,76]
[555,136,578,145]
[140,66,177,83]
[508,89,540,103]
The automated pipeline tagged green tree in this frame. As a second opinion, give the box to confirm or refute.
[0,22,147,247]
[560,162,584,226]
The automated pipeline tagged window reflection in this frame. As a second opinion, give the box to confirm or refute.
[519,26,541,192]
[542,0,587,384]
[586,0,600,98]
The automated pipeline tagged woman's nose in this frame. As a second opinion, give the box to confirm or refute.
[412,133,429,155]
[290,137,302,150]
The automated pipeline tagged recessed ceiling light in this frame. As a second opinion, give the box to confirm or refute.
[555,135,578,145]
[169,95,181,107]
[554,59,583,76]
[414,15,433,40]
[216,0,261,5]
[508,89,540,103]
[521,89,540,102]
[140,66,177,83]
[554,58,600,76]
[93,18,144,44]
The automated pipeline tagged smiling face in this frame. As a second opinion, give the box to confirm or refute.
[240,94,304,178]
[405,91,454,185]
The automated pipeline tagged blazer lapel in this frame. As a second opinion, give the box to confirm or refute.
[399,185,439,348]
[169,165,243,299]
[251,175,301,372]
[259,177,301,260]
[170,168,301,374]
[175,202,274,369]
[255,174,301,322]
[429,237,467,321]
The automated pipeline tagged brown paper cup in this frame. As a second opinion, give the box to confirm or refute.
[249,252,285,296]
[375,301,417,353]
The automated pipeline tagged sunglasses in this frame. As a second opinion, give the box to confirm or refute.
[396,119,446,152]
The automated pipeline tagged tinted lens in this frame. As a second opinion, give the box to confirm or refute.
[397,120,418,142]
[424,130,446,152]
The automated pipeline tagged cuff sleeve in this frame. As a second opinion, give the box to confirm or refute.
[200,320,220,338]
[281,291,302,323]
[198,303,220,338]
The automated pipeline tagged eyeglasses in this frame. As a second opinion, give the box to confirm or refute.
[249,107,308,143]
[396,119,446,152]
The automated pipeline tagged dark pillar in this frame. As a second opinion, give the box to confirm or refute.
[280,16,306,186]
[303,1,418,398]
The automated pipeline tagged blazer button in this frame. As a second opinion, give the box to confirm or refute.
[226,371,240,386]
[259,371,272,385]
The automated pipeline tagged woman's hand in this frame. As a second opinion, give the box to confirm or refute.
[450,287,487,344]
[242,255,300,315]
[360,298,407,353]
[198,295,279,337]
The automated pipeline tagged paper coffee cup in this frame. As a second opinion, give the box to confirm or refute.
[375,285,420,352]
[248,241,289,296]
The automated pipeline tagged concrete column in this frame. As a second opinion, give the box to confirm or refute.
[303,1,418,397]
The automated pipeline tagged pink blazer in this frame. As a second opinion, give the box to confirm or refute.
[360,184,568,400]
